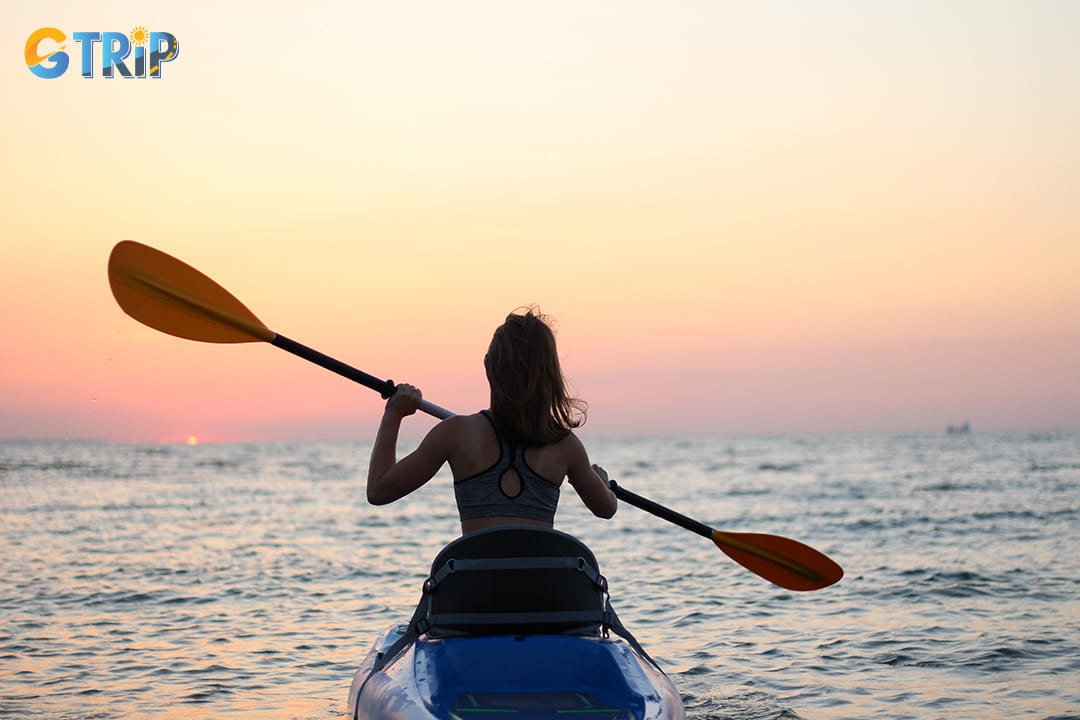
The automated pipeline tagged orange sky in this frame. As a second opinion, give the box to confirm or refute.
[2,2,1078,443]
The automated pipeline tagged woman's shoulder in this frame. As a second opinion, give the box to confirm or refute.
[531,428,586,459]
[419,413,494,461]
[431,411,492,438]
[554,429,587,454]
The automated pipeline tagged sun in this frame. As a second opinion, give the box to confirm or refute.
[186,435,199,446]
[129,26,149,46]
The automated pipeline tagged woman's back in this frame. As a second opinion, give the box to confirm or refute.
[445,411,565,533]
[443,412,566,484]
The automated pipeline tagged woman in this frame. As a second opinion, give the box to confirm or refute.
[366,308,616,534]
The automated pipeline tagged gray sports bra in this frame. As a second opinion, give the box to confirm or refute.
[453,411,560,523]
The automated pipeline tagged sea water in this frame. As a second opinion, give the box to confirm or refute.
[2,432,1078,720]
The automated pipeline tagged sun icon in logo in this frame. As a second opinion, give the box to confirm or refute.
[129,26,149,46]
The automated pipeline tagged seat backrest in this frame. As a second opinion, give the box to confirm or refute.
[422,526,608,636]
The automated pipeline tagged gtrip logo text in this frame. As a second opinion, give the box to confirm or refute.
[26,27,180,79]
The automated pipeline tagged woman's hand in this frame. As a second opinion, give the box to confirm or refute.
[386,383,422,417]
[591,464,611,487]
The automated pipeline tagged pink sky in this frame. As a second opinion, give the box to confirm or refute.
[3,2,1078,443]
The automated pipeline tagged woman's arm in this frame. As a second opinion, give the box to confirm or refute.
[367,385,454,505]
[564,433,617,519]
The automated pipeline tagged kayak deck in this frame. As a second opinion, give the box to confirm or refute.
[349,624,683,720]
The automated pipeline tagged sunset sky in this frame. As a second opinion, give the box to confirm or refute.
[2,1,1077,443]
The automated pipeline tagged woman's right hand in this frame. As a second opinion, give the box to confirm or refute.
[386,383,422,417]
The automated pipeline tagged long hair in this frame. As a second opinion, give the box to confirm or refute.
[484,308,587,446]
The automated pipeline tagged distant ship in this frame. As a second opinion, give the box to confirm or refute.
[946,422,971,435]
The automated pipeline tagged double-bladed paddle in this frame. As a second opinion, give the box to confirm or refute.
[108,240,843,591]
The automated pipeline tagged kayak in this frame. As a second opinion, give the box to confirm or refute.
[346,527,685,720]
[346,623,685,720]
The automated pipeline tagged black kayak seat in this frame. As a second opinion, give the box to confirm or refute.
[367,526,658,678]
[421,526,608,637]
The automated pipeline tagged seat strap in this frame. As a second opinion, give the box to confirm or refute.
[429,555,604,590]
[425,609,605,630]
[602,600,662,671]
[366,590,429,676]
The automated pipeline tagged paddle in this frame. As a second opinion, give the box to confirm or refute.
[609,482,842,591]
[108,240,843,591]
[108,240,453,420]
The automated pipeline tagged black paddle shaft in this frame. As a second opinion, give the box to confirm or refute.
[610,481,713,540]
[271,334,454,419]
[272,334,396,398]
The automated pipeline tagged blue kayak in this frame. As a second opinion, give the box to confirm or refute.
[347,527,685,720]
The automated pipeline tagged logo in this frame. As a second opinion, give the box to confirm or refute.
[26,27,179,79]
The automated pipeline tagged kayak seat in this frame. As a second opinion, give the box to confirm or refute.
[366,527,660,678]
[420,526,609,637]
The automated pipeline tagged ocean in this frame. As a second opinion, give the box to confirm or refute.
[2,432,1078,720]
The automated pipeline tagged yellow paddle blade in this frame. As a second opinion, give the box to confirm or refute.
[109,240,274,344]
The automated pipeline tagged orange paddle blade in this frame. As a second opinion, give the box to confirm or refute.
[109,240,273,344]
[712,530,844,591]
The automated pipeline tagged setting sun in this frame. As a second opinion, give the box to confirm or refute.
[186,435,199,446]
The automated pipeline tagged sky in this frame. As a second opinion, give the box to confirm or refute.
[2,1,1078,443]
